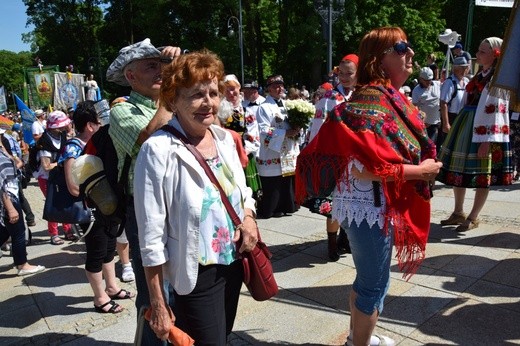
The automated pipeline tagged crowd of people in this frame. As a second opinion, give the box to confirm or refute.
[0,24,516,346]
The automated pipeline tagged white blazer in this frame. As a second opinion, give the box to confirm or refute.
[134,117,255,295]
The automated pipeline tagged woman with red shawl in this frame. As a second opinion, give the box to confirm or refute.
[296,27,441,346]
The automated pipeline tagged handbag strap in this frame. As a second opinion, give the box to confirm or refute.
[161,125,242,227]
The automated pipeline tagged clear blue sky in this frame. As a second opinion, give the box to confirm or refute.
[0,0,33,52]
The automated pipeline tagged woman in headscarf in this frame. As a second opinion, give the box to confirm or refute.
[305,54,359,261]
[437,37,513,231]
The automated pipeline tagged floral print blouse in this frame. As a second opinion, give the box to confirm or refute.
[198,150,244,265]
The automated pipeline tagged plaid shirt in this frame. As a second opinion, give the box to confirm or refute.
[109,91,157,196]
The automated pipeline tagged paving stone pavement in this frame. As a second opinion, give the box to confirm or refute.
[0,181,519,345]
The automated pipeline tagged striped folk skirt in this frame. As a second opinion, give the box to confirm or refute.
[436,105,513,188]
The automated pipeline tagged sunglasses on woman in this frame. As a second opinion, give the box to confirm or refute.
[384,41,413,56]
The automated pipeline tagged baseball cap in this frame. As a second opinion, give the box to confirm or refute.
[454,42,463,50]
[12,123,21,132]
[419,67,434,81]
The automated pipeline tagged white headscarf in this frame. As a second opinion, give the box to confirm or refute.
[484,37,503,52]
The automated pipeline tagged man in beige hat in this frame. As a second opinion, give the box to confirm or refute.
[106,38,180,345]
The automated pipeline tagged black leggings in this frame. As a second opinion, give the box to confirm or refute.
[82,221,117,273]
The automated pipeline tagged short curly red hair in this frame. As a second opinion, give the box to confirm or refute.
[160,49,225,112]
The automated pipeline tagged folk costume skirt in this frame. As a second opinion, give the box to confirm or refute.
[437,105,513,188]
[244,154,262,199]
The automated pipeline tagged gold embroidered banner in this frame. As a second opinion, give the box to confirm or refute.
[24,65,59,110]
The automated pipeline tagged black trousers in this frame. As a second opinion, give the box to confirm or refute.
[257,175,297,218]
[173,261,243,346]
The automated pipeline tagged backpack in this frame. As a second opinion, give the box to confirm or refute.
[82,125,131,238]
[446,77,464,107]
[28,131,66,173]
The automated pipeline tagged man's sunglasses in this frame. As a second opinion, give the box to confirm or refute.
[383,41,412,56]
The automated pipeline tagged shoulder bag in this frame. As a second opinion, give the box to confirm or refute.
[43,166,94,225]
[161,125,279,301]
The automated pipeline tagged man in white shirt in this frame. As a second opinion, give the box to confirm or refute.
[412,67,441,145]
[256,75,300,219]
[31,109,46,143]
[440,57,470,135]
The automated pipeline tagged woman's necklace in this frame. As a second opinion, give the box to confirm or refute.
[188,132,217,160]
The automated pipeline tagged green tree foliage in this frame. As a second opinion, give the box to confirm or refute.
[0,50,33,99]
[6,0,511,97]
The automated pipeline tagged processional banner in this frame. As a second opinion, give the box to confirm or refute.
[0,86,7,112]
[24,65,59,110]
[53,72,85,112]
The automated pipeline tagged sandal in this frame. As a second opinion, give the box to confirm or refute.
[440,212,467,225]
[50,235,64,245]
[455,218,480,232]
[108,288,135,300]
[65,232,79,241]
[94,300,123,314]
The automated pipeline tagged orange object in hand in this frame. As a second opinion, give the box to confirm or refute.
[144,307,194,346]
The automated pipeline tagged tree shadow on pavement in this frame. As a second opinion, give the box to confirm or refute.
[0,334,129,346]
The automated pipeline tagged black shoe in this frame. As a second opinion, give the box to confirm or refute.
[328,251,339,261]
[27,220,36,227]
[327,232,340,262]
[273,212,284,218]
[337,228,351,254]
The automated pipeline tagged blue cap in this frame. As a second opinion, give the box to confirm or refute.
[454,43,463,49]
[12,123,21,132]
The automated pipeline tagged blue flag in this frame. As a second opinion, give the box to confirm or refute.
[14,94,37,146]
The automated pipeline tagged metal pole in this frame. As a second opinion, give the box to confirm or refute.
[465,0,474,52]
[239,0,244,85]
[327,0,333,73]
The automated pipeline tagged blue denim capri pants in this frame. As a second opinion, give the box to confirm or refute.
[342,218,393,315]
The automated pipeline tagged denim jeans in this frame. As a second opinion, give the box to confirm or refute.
[126,198,174,346]
[0,199,27,266]
[342,219,393,315]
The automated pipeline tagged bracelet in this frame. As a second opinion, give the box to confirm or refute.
[243,214,257,224]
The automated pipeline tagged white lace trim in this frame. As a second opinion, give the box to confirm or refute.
[332,160,386,228]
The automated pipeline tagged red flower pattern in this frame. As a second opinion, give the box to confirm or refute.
[485,103,496,114]
[475,126,487,135]
[476,175,490,186]
[491,148,503,163]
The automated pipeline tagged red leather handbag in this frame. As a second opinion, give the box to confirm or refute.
[236,230,278,301]
[161,125,279,301]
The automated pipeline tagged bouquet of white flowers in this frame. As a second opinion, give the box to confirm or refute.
[285,99,315,130]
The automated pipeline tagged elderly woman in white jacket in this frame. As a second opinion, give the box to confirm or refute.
[134,50,257,346]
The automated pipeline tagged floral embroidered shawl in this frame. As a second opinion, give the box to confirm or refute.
[296,85,437,278]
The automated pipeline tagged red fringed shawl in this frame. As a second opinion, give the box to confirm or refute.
[296,85,437,279]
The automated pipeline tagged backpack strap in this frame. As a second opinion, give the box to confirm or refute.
[446,76,463,106]
[118,154,132,191]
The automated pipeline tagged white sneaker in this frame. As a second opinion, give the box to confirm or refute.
[18,265,46,276]
[122,265,135,282]
[345,334,395,346]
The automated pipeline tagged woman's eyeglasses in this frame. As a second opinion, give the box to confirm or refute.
[384,41,412,56]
